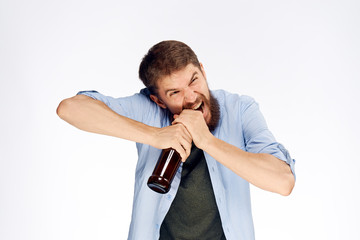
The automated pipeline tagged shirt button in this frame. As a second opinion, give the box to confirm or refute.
[155,224,160,229]
[212,166,215,172]
[167,194,172,200]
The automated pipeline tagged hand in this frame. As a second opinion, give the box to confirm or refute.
[172,109,212,150]
[151,124,192,161]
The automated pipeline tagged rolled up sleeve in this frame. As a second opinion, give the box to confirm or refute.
[241,96,296,178]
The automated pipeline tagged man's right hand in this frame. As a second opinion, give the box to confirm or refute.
[151,124,192,162]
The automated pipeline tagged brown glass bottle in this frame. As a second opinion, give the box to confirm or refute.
[147,148,182,194]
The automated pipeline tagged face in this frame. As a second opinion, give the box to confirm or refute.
[150,63,220,131]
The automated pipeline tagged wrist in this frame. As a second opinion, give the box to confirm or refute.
[143,125,160,146]
[198,131,215,151]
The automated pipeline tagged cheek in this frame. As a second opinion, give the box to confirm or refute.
[166,101,183,114]
[199,87,210,101]
[196,82,210,96]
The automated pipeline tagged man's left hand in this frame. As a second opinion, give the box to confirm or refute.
[172,109,213,150]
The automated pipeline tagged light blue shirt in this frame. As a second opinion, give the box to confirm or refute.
[78,89,295,240]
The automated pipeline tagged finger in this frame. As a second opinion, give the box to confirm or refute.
[179,136,192,158]
[172,114,185,124]
[177,133,193,161]
[182,141,192,161]
[173,122,192,144]
[181,126,193,145]
[172,114,193,132]
[171,117,180,125]
[174,143,187,162]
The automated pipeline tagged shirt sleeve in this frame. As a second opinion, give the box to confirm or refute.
[240,96,296,178]
[76,90,159,124]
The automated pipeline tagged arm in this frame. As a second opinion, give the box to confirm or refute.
[173,110,295,196]
[202,134,294,196]
[56,94,192,160]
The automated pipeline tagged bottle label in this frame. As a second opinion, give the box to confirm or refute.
[160,149,175,177]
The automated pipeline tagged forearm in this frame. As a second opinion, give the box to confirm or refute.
[202,135,295,196]
[57,95,156,145]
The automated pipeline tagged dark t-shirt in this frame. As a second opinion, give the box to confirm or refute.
[159,145,226,240]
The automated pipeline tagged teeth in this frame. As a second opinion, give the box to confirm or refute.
[192,102,202,110]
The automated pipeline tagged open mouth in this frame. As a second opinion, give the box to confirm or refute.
[192,101,204,113]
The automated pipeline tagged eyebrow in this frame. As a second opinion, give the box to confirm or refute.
[164,71,198,95]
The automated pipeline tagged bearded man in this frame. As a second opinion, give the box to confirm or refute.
[57,40,295,240]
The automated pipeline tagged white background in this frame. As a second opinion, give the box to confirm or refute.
[1,0,359,239]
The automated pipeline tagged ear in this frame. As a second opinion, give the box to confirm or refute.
[150,94,167,109]
[199,62,207,79]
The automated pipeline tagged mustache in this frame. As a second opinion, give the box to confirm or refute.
[182,94,208,110]
[182,98,202,109]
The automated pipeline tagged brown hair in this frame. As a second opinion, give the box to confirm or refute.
[138,40,201,95]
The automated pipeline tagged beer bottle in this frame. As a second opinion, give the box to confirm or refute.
[147,148,182,194]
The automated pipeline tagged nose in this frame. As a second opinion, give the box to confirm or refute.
[184,87,197,104]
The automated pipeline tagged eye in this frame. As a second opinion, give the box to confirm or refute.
[169,91,179,96]
[191,77,197,83]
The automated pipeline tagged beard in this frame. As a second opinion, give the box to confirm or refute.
[207,92,220,132]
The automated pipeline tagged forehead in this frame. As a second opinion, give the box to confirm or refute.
[156,64,200,90]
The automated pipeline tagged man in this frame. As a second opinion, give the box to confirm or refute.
[57,40,295,240]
